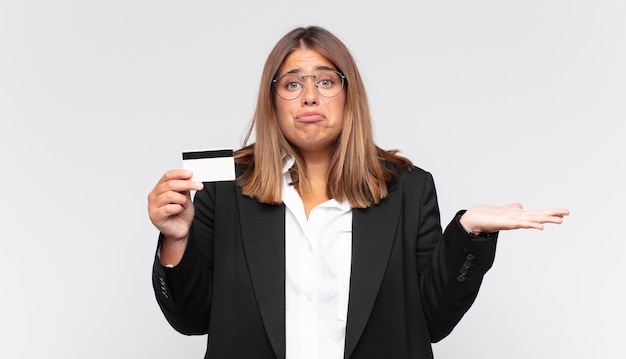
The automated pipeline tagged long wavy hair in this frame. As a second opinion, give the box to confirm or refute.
[235,25,412,208]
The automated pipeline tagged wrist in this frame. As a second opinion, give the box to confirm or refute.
[159,235,188,267]
[458,211,479,234]
[457,210,494,239]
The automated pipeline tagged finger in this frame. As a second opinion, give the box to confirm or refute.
[535,208,569,216]
[149,193,190,223]
[151,190,190,209]
[149,203,183,225]
[539,216,564,224]
[160,169,194,182]
[148,183,186,204]
[159,202,188,217]
[150,194,195,220]
[505,216,549,230]
[158,170,204,188]
[519,221,545,230]
[524,213,565,226]
[149,205,179,223]
[150,203,184,220]
[156,179,203,195]
[549,208,570,217]
[533,209,570,221]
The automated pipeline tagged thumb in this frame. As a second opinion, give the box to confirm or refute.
[505,202,523,210]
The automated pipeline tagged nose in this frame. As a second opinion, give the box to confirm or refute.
[300,76,318,106]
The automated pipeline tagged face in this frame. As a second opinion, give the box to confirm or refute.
[274,48,346,155]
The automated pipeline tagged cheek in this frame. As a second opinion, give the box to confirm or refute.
[275,103,290,127]
[331,98,346,125]
[274,95,293,114]
[277,117,290,138]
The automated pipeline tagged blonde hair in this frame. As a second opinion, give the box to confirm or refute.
[235,26,412,208]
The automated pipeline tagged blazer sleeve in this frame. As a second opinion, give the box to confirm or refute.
[414,171,498,342]
[152,183,217,335]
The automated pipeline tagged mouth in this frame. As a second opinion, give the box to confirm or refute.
[296,112,325,122]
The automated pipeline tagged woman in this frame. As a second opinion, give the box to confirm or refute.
[148,26,568,359]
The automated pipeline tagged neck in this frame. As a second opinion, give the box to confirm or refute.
[297,150,333,219]
[299,149,332,184]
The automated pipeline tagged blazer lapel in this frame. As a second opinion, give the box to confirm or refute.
[237,190,286,359]
[344,186,402,359]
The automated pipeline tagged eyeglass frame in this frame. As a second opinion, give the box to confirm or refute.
[272,70,346,101]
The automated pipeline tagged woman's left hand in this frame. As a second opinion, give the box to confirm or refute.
[459,203,569,235]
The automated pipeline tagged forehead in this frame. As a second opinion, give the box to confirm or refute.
[279,48,336,73]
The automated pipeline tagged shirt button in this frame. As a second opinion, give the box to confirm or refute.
[306,293,314,302]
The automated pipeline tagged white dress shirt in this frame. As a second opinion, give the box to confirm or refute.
[282,158,353,359]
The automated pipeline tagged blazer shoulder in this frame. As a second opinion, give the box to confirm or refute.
[388,163,434,190]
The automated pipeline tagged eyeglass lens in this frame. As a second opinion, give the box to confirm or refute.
[274,71,344,100]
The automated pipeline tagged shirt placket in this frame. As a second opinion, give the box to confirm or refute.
[301,216,319,359]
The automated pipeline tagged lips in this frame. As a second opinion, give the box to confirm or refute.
[297,112,325,122]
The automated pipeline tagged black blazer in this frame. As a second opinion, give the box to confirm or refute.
[153,166,497,359]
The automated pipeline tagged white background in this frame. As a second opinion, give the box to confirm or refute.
[1,0,624,358]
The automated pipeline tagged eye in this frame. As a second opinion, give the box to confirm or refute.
[286,81,300,90]
[316,72,339,88]
[278,75,302,92]
[318,79,333,87]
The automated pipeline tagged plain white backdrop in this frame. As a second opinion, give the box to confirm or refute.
[1,0,624,358]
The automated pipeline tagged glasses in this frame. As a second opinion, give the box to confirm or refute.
[273,70,346,101]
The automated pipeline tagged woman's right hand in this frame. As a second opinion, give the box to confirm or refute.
[148,169,204,244]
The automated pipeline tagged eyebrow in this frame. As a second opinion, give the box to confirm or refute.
[282,65,337,75]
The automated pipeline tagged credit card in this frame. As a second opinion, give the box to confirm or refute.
[182,148,235,182]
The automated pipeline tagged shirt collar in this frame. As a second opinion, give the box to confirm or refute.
[282,156,295,175]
